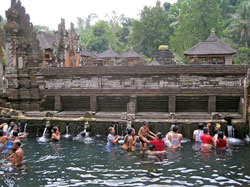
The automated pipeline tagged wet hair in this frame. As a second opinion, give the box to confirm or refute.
[198,123,204,130]
[13,130,18,137]
[0,130,3,136]
[108,127,114,133]
[143,121,148,126]
[218,131,224,142]
[51,127,58,133]
[149,145,155,151]
[15,141,21,147]
[127,128,134,135]
[203,127,209,134]
[170,124,175,131]
[156,132,164,140]
[173,125,179,133]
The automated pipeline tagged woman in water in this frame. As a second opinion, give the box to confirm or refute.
[51,127,61,141]
[140,132,166,153]
[193,123,204,143]
[215,131,229,151]
[200,127,213,152]
[168,125,183,149]
[122,128,138,151]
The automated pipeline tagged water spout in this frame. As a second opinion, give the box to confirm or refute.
[24,123,28,133]
[64,125,71,138]
[227,125,234,138]
[37,127,48,142]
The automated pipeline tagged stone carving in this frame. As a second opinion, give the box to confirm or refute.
[211,112,222,120]
[169,112,176,119]
[4,0,42,110]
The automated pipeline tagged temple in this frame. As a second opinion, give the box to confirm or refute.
[0,0,249,138]
[184,29,236,65]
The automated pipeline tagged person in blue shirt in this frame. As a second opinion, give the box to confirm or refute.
[106,127,120,152]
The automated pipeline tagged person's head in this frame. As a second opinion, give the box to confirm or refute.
[156,132,164,140]
[127,128,133,135]
[51,127,58,133]
[0,130,3,137]
[148,145,155,151]
[131,128,136,136]
[13,124,18,131]
[13,140,21,149]
[108,127,115,134]
[143,121,148,129]
[198,123,203,130]
[173,125,179,133]
[203,127,209,134]
[13,130,18,137]
[170,124,175,131]
[218,131,224,140]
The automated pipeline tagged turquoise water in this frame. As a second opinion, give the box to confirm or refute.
[1,135,250,186]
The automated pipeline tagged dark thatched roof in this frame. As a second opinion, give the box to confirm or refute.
[122,49,141,58]
[184,32,236,56]
[37,32,56,50]
[80,48,104,61]
[98,48,122,58]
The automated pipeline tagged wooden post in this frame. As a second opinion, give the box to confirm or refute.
[169,96,176,112]
[208,96,216,113]
[90,95,97,112]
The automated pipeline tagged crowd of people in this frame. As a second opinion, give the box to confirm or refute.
[0,120,230,168]
[106,121,230,157]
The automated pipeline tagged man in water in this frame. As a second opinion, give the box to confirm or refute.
[51,127,61,141]
[106,127,120,152]
[138,121,156,151]
[12,140,24,167]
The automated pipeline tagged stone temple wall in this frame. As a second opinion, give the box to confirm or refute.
[37,65,248,113]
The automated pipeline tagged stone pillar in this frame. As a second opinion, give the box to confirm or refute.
[55,96,62,111]
[168,96,176,112]
[225,56,232,65]
[208,96,216,113]
[90,95,97,111]
[127,96,137,114]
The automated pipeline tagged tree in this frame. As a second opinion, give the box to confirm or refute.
[227,1,250,47]
[131,1,172,57]
[170,0,223,59]
[86,21,112,53]
[76,13,98,46]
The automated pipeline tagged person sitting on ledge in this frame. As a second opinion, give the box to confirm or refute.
[140,132,166,152]
[200,127,213,152]
[138,121,156,151]
[106,127,120,151]
[51,127,61,141]
[122,128,138,152]
[168,125,183,149]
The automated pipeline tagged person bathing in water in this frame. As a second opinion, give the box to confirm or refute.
[200,127,213,152]
[122,128,138,152]
[140,132,166,154]
[0,130,9,148]
[215,131,229,151]
[51,127,61,141]
[168,125,183,149]
[106,127,120,149]
[138,121,156,151]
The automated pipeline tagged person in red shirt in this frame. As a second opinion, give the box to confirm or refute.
[215,131,229,150]
[140,132,166,153]
[200,127,213,152]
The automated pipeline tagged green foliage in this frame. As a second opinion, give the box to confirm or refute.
[86,21,111,53]
[34,25,53,34]
[227,1,250,47]
[131,2,172,57]
[234,47,250,64]
[170,0,223,60]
